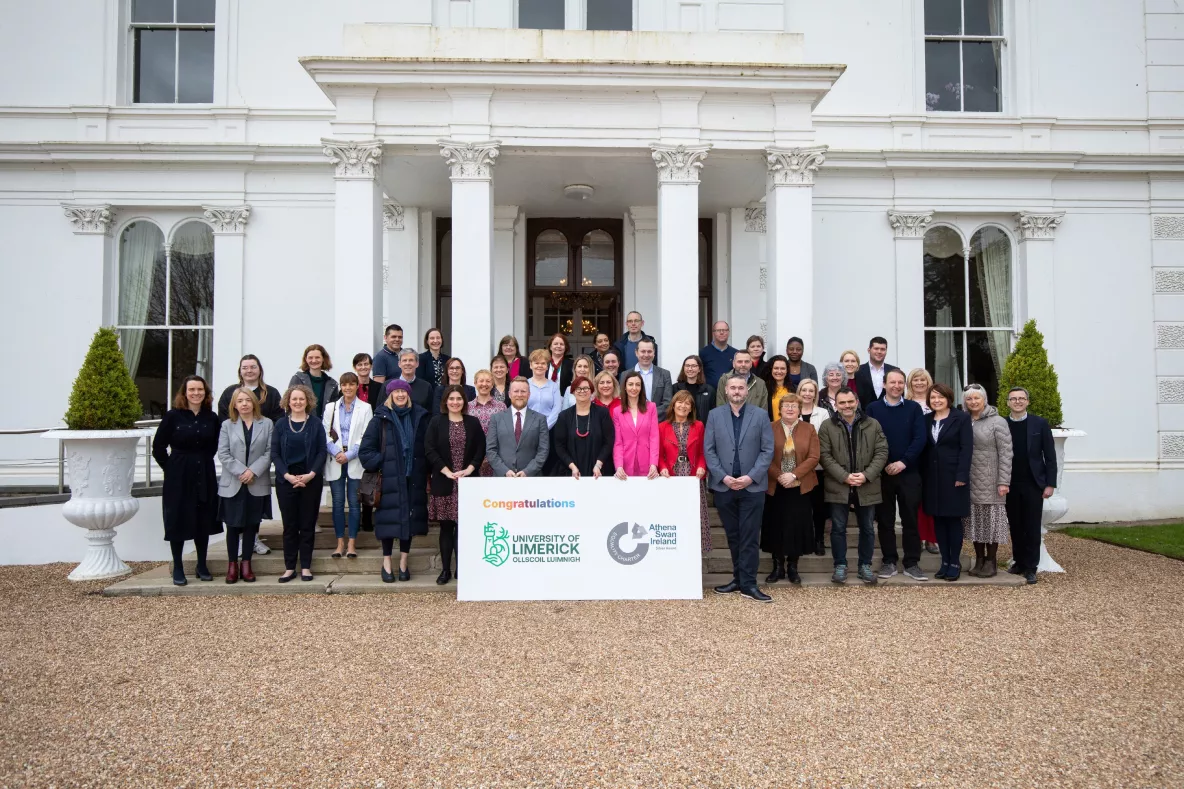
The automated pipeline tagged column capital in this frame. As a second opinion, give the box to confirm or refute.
[765,145,828,187]
[438,139,501,181]
[744,205,766,233]
[887,210,934,239]
[61,204,116,235]
[322,138,383,179]
[202,205,251,235]
[1015,211,1065,240]
[650,143,711,184]
[383,201,404,230]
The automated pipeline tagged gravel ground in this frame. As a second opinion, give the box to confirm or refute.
[1,533,1182,788]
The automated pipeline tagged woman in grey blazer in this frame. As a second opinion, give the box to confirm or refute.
[217,387,274,583]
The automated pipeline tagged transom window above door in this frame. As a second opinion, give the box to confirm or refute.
[518,0,633,31]
[924,0,1003,112]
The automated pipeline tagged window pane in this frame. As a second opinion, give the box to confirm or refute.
[177,30,215,103]
[135,29,176,103]
[588,0,632,30]
[926,331,965,395]
[519,0,564,29]
[698,231,711,288]
[121,328,169,418]
[169,221,215,326]
[925,41,962,111]
[924,0,960,35]
[963,41,1001,112]
[119,222,167,328]
[438,297,452,357]
[177,0,216,23]
[967,331,1010,403]
[439,231,452,290]
[534,230,569,286]
[171,329,214,402]
[923,227,966,328]
[580,230,614,286]
[133,0,174,23]
[969,226,1011,327]
[964,0,1001,35]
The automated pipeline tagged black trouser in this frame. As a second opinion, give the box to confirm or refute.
[714,488,764,589]
[381,537,413,556]
[439,520,457,572]
[360,502,374,531]
[1006,479,1044,572]
[224,526,259,563]
[810,483,828,543]
[276,478,323,571]
[875,470,922,568]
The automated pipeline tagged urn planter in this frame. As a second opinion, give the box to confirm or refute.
[43,429,153,581]
[1037,428,1086,573]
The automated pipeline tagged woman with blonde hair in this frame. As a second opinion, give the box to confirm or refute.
[468,368,507,477]
[839,350,861,385]
[592,370,621,415]
[527,347,563,428]
[560,354,597,410]
[905,368,939,553]
[216,387,274,583]
[271,384,327,582]
[795,377,832,555]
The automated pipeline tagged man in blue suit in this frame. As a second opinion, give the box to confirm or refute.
[704,373,775,602]
[1003,387,1057,585]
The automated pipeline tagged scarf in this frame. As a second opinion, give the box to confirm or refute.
[390,405,414,476]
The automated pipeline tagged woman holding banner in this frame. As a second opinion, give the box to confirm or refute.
[426,384,486,585]
[613,371,659,480]
[553,375,614,479]
[658,390,711,553]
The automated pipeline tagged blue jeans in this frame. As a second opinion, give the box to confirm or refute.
[329,475,360,540]
[830,503,875,568]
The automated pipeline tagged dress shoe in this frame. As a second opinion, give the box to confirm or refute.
[398,569,410,582]
[225,561,239,584]
[436,569,452,585]
[172,565,187,586]
[240,559,255,583]
[1007,563,1025,575]
[277,572,296,583]
[935,563,949,580]
[765,558,784,585]
[195,564,213,582]
[381,566,395,583]
[713,580,741,595]
[786,562,801,585]
[740,587,773,603]
[301,571,314,582]
[1025,571,1038,585]
[945,563,961,582]
[814,539,826,556]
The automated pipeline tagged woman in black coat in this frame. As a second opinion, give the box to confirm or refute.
[152,375,222,586]
[552,375,615,478]
[425,384,486,585]
[920,383,974,582]
[671,354,714,424]
[359,380,429,583]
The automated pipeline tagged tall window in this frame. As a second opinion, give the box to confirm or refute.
[518,0,632,30]
[698,219,713,348]
[924,0,1002,112]
[923,225,1012,401]
[117,220,215,417]
[437,220,453,356]
[132,0,215,103]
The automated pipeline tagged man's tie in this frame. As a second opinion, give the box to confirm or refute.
[515,411,523,444]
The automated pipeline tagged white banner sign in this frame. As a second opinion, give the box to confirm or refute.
[457,477,703,601]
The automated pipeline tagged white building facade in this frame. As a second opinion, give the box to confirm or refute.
[1,0,1182,521]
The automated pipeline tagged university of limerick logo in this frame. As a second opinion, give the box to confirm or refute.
[482,522,510,567]
[606,522,650,566]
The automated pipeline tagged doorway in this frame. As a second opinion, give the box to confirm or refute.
[526,218,623,357]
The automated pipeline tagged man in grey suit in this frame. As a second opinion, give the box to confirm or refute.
[486,378,550,477]
[703,373,775,603]
[619,338,673,419]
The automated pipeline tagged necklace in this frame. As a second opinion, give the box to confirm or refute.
[289,417,308,434]
[575,412,590,438]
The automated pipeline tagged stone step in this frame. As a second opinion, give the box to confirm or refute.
[701,571,1026,589]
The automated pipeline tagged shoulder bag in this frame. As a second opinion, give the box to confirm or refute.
[357,419,385,508]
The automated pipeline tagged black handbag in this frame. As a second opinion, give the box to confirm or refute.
[358,420,385,508]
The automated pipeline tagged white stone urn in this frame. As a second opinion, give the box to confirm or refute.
[43,429,153,581]
[1036,428,1086,573]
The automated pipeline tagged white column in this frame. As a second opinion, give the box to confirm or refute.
[888,210,933,371]
[202,205,251,391]
[440,139,499,369]
[651,143,710,368]
[61,204,115,337]
[323,138,383,363]
[765,146,825,356]
[1016,212,1065,366]
[493,205,520,340]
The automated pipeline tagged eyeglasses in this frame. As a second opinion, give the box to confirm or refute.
[1007,396,1028,402]
[574,387,592,393]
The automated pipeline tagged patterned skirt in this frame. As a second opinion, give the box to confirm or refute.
[964,503,1010,544]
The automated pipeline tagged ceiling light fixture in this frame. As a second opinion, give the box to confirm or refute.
[563,184,594,201]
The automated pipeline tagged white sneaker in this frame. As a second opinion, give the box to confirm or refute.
[253,535,271,555]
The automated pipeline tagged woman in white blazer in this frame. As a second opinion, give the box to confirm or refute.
[324,372,373,559]
[217,387,275,584]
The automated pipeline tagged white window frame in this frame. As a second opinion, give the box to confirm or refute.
[514,0,636,30]
[922,0,1006,113]
[129,0,216,105]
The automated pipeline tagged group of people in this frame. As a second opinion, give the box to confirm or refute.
[150,316,1057,600]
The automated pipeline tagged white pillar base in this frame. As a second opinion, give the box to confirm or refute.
[68,529,132,581]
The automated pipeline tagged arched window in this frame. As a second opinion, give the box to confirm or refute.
[116,219,214,417]
[534,229,569,287]
[923,224,1012,401]
[580,230,614,287]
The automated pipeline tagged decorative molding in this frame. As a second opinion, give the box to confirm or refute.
[1015,211,1065,240]
[744,206,766,233]
[1157,323,1184,349]
[61,204,115,235]
[759,321,768,344]
[382,261,389,288]
[765,145,828,187]
[759,267,768,291]
[1154,269,1184,293]
[1161,432,1184,459]
[649,143,711,184]
[887,210,934,239]
[321,138,383,179]
[201,205,250,235]
[1153,215,1184,239]
[383,201,404,230]
[1159,378,1184,404]
[438,139,500,181]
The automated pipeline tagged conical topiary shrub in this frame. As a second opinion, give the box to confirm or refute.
[64,327,144,430]
[995,319,1063,428]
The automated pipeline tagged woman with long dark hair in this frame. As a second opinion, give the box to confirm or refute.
[426,384,486,584]
[760,354,792,421]
[420,328,451,387]
[289,344,338,419]
[921,383,974,582]
[613,371,659,480]
[217,354,282,422]
[672,354,714,425]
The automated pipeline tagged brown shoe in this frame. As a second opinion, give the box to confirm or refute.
[240,559,255,583]
[225,560,239,584]
[981,559,997,578]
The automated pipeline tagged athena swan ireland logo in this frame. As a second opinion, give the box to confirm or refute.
[606,522,650,565]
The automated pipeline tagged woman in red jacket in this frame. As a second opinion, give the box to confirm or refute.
[658,390,711,553]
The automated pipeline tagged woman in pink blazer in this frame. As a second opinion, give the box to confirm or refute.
[613,371,660,479]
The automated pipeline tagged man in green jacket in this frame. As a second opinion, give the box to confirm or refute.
[818,388,889,586]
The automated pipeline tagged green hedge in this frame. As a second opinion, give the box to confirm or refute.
[64,327,144,430]
[995,319,1063,427]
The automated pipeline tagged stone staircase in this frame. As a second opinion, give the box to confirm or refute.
[103,506,1026,596]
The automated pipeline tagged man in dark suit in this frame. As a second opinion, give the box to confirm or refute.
[396,348,435,413]
[853,335,901,408]
[486,378,550,477]
[1003,387,1057,585]
[619,338,673,418]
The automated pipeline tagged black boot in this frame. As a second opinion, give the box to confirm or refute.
[437,521,455,585]
[786,560,801,585]
[765,556,784,584]
[815,538,826,556]
[170,540,187,585]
